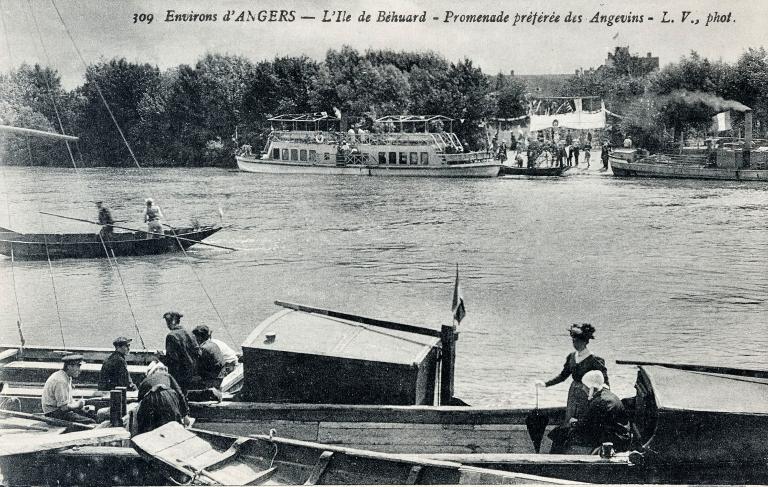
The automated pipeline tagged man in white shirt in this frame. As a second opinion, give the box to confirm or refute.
[210,336,239,376]
[41,354,96,424]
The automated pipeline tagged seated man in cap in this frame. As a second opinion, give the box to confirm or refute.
[41,354,96,424]
[98,336,137,392]
[190,325,225,390]
[162,311,200,393]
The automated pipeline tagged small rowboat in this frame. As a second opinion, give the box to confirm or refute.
[0,225,222,260]
[499,166,568,177]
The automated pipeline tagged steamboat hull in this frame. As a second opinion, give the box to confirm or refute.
[236,156,501,178]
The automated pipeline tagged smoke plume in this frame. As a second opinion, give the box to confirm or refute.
[668,90,750,112]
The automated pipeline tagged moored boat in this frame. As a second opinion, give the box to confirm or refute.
[500,165,568,177]
[235,113,501,178]
[0,225,222,260]
[610,109,768,180]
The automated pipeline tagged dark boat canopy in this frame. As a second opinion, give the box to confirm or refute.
[636,365,768,466]
[239,308,442,404]
[641,365,768,414]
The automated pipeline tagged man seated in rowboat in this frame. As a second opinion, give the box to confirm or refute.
[41,354,96,425]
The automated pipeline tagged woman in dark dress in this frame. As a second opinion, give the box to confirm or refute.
[136,361,190,434]
[536,323,608,423]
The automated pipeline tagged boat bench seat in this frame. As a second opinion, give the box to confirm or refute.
[1,384,139,401]
[0,360,149,385]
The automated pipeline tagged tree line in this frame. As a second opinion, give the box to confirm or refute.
[0,45,766,166]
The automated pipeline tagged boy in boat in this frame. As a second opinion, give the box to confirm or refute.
[98,336,136,392]
[41,354,96,424]
[142,198,163,238]
[96,201,114,237]
[190,325,225,390]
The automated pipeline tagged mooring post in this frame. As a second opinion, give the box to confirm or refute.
[110,390,122,426]
[440,324,458,405]
[115,386,127,416]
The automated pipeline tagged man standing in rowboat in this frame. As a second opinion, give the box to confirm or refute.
[161,311,200,394]
[98,336,136,392]
[96,201,114,237]
[142,198,163,238]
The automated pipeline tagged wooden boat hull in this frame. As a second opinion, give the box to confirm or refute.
[236,155,501,178]
[610,158,768,180]
[0,226,222,260]
[499,166,567,177]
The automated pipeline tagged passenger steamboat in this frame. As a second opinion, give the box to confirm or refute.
[235,113,501,178]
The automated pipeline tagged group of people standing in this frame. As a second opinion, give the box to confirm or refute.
[94,197,164,239]
[40,310,238,435]
[536,323,630,454]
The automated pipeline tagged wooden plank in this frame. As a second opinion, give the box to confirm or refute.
[0,408,95,431]
[1,385,138,401]
[190,401,565,425]
[0,344,159,364]
[0,427,128,456]
[0,348,18,362]
[304,450,334,485]
[0,360,148,384]
[192,419,320,442]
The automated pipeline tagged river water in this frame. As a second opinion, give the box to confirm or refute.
[0,165,766,407]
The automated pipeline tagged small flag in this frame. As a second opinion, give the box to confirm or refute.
[712,111,731,132]
[573,98,583,112]
[451,265,466,324]
[333,107,342,119]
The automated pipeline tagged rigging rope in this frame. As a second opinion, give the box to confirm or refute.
[108,247,147,349]
[38,216,67,347]
[49,0,142,169]
[27,0,78,172]
[0,1,25,343]
[168,227,237,344]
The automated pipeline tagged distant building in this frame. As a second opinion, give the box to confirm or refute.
[603,46,659,76]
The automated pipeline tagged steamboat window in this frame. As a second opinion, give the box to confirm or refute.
[388,152,397,165]
[378,152,387,164]
[399,152,408,165]
[290,149,299,160]
[272,148,279,159]
[300,149,308,161]
[409,152,418,165]
[309,150,317,161]
[281,149,289,160]
[421,152,429,165]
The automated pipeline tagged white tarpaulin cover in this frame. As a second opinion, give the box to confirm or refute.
[529,108,606,131]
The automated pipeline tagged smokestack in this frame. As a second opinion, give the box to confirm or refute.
[744,109,753,166]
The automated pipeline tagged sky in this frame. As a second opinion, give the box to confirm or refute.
[0,0,766,89]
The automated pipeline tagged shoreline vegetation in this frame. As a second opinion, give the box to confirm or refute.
[0,45,766,168]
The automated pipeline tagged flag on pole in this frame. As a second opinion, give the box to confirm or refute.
[712,111,732,132]
[451,265,466,325]
[333,107,342,119]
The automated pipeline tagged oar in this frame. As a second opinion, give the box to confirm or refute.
[39,211,237,252]
[0,408,95,431]
[617,359,768,379]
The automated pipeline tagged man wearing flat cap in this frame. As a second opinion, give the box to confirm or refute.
[191,325,225,390]
[98,336,137,392]
[162,311,200,393]
[41,354,96,424]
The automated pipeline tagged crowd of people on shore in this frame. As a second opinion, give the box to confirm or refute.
[493,130,615,171]
[41,310,238,434]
